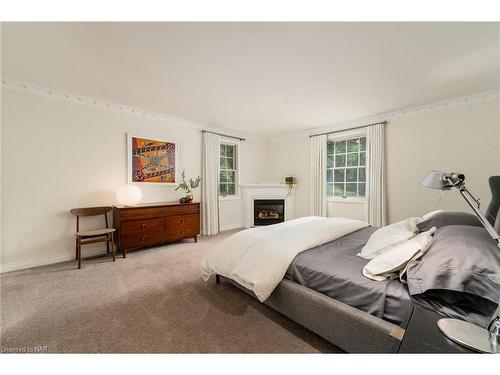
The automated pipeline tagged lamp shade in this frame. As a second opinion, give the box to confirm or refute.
[420,170,452,190]
[116,185,142,206]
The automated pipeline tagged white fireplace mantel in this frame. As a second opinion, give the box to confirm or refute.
[240,183,296,228]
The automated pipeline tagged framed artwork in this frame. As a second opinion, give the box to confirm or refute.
[127,133,179,186]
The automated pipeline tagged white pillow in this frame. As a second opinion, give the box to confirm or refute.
[357,217,421,259]
[422,209,443,220]
[362,227,436,281]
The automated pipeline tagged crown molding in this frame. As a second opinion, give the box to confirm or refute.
[2,78,499,144]
[1,78,267,143]
[268,89,500,143]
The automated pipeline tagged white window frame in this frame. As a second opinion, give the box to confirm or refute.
[326,129,368,203]
[219,138,241,201]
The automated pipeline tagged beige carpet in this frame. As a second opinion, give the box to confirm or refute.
[0,230,340,353]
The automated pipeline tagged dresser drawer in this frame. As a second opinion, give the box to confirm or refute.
[120,218,165,248]
[120,207,164,220]
[164,204,199,216]
[166,214,199,241]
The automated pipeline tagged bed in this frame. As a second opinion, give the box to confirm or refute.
[206,177,500,353]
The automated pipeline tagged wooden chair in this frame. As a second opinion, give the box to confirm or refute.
[70,206,117,269]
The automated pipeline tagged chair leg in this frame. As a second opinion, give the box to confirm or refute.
[77,237,82,269]
[110,232,116,262]
[106,238,110,254]
[75,238,78,260]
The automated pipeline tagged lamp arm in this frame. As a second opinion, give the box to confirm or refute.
[487,299,500,346]
[459,187,500,247]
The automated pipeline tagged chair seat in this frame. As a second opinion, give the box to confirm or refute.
[75,228,116,237]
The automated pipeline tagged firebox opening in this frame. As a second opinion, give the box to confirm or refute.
[253,199,285,226]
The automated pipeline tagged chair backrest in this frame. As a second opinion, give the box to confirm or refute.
[485,176,500,227]
[70,206,113,232]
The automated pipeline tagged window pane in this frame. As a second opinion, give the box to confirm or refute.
[334,183,345,197]
[220,144,226,156]
[327,142,335,155]
[219,183,227,196]
[346,183,357,197]
[326,169,333,183]
[335,154,346,167]
[327,155,335,168]
[360,137,366,151]
[220,157,227,169]
[226,145,234,157]
[326,183,333,197]
[334,169,345,182]
[347,138,359,152]
[227,184,235,195]
[227,171,235,183]
[358,183,366,197]
[346,168,357,182]
[335,140,346,154]
[220,171,227,182]
[359,152,366,166]
[358,168,366,182]
[226,157,234,169]
[346,153,359,166]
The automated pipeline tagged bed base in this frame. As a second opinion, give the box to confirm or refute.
[217,275,405,353]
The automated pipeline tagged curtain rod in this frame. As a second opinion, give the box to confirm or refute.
[202,130,246,141]
[309,121,388,138]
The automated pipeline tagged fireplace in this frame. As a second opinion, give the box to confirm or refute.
[253,199,285,226]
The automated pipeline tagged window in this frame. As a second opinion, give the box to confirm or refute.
[219,143,238,197]
[326,136,367,199]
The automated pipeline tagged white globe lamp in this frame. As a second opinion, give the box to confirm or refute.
[116,185,142,206]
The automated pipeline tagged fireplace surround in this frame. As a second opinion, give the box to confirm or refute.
[240,183,296,228]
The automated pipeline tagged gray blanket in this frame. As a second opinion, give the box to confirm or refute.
[285,227,495,328]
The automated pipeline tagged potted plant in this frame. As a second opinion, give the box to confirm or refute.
[175,169,201,203]
[285,176,296,197]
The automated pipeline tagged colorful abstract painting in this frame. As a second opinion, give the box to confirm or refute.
[127,134,178,185]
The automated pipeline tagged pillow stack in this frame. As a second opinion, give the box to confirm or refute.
[359,215,436,281]
[360,210,500,307]
[362,227,436,281]
[405,225,500,304]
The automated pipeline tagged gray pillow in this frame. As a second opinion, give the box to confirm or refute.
[406,225,500,304]
[417,211,482,232]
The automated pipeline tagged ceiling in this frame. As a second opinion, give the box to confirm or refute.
[2,22,499,138]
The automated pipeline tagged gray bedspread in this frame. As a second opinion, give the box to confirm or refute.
[285,227,495,328]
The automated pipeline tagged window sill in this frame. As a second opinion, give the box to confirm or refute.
[219,195,241,201]
[327,198,367,204]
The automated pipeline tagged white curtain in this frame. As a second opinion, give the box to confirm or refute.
[201,132,220,235]
[367,124,387,227]
[310,135,327,217]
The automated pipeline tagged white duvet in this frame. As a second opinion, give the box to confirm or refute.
[201,216,369,301]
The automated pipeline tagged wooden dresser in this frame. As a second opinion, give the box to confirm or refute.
[113,202,200,257]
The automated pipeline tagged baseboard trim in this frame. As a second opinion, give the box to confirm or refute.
[219,223,242,232]
[0,248,109,273]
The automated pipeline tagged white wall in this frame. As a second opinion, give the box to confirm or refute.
[264,137,311,218]
[267,100,500,223]
[385,100,500,222]
[2,87,499,272]
[0,89,265,270]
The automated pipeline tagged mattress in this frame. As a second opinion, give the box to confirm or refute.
[285,227,495,328]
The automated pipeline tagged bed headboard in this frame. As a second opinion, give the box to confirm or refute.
[486,176,500,230]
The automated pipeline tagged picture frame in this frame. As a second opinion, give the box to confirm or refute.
[127,133,179,186]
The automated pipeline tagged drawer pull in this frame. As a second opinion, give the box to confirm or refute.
[180,219,186,223]
[141,224,147,229]
[180,230,186,234]
[141,235,147,240]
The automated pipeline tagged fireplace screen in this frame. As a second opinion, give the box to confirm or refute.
[253,199,285,226]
